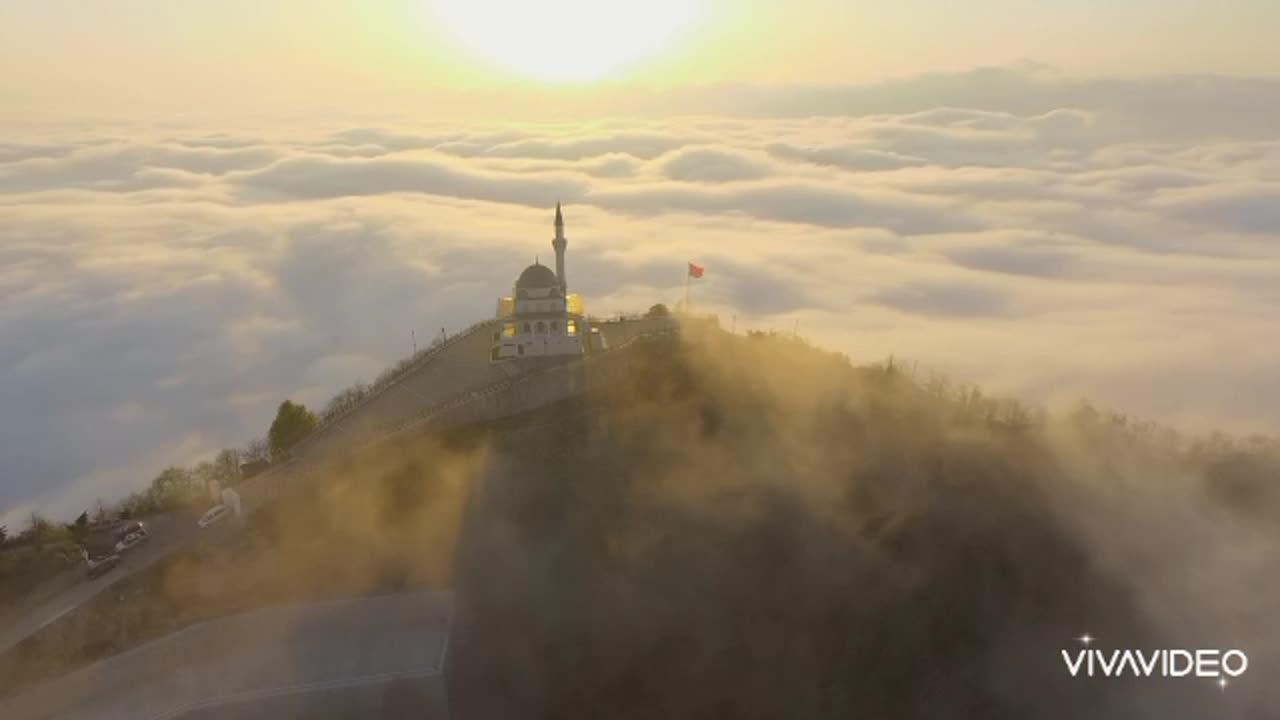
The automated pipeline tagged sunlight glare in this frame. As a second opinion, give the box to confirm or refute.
[434,0,702,82]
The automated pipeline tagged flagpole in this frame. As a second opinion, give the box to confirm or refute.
[684,268,690,312]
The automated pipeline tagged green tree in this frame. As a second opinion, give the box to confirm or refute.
[150,466,196,510]
[26,512,66,547]
[268,400,318,459]
[67,511,90,542]
[646,303,670,318]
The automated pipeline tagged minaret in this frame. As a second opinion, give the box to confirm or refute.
[552,202,567,294]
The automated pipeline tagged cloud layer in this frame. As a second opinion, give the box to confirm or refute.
[3,64,1279,525]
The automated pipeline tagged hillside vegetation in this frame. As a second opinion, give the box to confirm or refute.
[0,436,477,697]
[3,324,1275,716]
[448,326,1279,720]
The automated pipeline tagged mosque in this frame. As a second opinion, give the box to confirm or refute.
[491,204,607,361]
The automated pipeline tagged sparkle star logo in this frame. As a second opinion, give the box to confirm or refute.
[1060,635,1248,687]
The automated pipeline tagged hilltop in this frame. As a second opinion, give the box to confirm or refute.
[446,324,1280,719]
[2,321,1277,717]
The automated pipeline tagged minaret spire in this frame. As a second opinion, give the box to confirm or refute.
[552,202,567,294]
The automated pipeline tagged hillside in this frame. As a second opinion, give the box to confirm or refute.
[3,323,1276,717]
[446,326,1280,719]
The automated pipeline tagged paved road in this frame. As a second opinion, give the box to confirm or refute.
[0,591,451,720]
[0,513,202,656]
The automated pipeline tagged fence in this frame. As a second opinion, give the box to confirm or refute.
[293,319,501,456]
[236,323,683,512]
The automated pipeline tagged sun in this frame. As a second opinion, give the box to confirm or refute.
[434,0,701,83]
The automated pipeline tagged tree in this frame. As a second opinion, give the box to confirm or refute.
[150,466,196,510]
[243,436,271,465]
[0,525,7,545]
[214,448,242,484]
[26,512,64,547]
[647,303,670,318]
[27,512,52,536]
[119,490,159,519]
[321,382,371,424]
[268,400,318,460]
[67,511,90,542]
[192,461,221,500]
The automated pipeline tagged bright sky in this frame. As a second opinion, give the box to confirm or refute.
[2,0,1276,119]
[3,0,1280,525]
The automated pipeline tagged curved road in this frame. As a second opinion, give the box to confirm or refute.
[0,591,451,720]
[0,315,679,703]
[0,513,201,657]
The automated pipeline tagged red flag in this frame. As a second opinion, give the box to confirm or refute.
[687,262,705,279]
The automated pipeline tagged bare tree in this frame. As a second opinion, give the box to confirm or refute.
[243,436,271,464]
[214,448,242,483]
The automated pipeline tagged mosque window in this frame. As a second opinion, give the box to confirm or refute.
[567,319,578,336]
[536,321,546,333]
[503,323,517,338]
[522,322,531,334]
[550,321,560,333]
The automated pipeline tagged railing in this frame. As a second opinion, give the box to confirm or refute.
[294,318,501,454]
[374,326,681,444]
[242,325,682,508]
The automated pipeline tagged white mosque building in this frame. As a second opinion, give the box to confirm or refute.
[490,204,607,361]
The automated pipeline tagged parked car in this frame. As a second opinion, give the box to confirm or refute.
[115,529,149,553]
[197,505,230,529]
[86,553,121,580]
[116,521,147,540]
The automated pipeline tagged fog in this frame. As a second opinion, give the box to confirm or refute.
[4,323,1276,717]
[446,326,1279,718]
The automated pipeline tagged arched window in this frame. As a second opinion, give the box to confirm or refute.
[550,321,560,333]
[535,321,546,334]
[522,322,531,334]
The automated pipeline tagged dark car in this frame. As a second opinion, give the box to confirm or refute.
[116,521,147,540]
[86,553,121,580]
[113,521,150,553]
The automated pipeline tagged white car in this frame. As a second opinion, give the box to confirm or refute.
[197,505,230,528]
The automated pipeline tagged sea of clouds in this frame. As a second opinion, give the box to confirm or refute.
[2,63,1278,525]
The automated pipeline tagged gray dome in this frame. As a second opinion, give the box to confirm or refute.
[516,263,559,289]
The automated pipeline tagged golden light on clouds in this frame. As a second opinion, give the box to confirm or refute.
[433,0,704,82]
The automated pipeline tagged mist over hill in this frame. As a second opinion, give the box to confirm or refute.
[446,327,1279,719]
[5,323,1275,716]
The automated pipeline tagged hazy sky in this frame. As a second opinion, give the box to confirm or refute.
[2,0,1278,120]
[2,1,1279,526]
